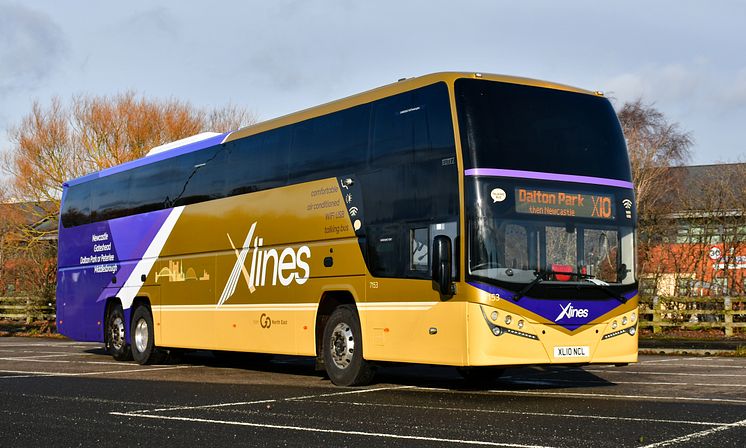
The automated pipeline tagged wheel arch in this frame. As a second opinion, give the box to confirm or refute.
[315,290,357,360]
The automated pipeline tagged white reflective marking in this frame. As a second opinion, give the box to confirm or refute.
[0,354,76,359]
[587,369,746,378]
[638,418,746,447]
[301,399,730,427]
[109,412,555,448]
[483,389,746,404]
[128,385,413,414]
[118,206,185,310]
[0,365,193,379]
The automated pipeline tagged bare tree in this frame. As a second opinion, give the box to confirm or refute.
[1,92,256,243]
[617,99,693,282]
[617,99,693,216]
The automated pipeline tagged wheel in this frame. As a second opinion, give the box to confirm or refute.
[458,366,505,385]
[322,305,375,386]
[105,303,132,361]
[130,305,165,365]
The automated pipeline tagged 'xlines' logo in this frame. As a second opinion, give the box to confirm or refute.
[555,303,589,322]
[217,222,311,307]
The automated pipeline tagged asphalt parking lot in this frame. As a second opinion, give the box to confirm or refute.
[1,337,745,447]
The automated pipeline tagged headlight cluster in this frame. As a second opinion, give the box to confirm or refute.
[603,310,638,340]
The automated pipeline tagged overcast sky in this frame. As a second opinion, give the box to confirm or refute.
[1,0,744,175]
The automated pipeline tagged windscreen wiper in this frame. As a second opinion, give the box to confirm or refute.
[512,270,627,303]
[580,279,628,303]
[512,270,546,302]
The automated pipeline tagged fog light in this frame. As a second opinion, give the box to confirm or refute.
[631,312,636,323]
[492,326,501,336]
[622,316,628,326]
[491,311,498,321]
[612,320,618,329]
[518,320,524,329]
[628,326,637,336]
[505,315,512,325]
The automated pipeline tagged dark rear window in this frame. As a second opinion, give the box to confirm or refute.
[455,78,631,181]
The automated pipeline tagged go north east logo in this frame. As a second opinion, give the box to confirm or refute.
[555,303,589,322]
[217,222,311,307]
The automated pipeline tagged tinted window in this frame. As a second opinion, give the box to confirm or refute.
[361,82,459,278]
[129,159,182,214]
[61,182,91,227]
[174,147,227,206]
[363,82,458,225]
[226,127,290,195]
[91,171,131,221]
[455,78,631,181]
[290,104,369,181]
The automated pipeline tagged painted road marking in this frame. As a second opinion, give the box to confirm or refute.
[586,368,746,378]
[0,365,194,379]
[110,412,556,448]
[502,376,746,388]
[128,385,415,414]
[639,418,746,447]
[0,356,162,366]
[299,399,737,427]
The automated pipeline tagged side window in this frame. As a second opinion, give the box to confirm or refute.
[174,147,227,206]
[129,160,182,215]
[61,182,91,228]
[226,128,290,196]
[371,92,417,168]
[91,171,131,221]
[363,83,459,279]
[290,105,370,181]
[410,227,429,271]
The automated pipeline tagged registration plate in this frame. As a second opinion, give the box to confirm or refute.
[554,346,589,358]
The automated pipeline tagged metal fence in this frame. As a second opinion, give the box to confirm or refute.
[639,296,746,336]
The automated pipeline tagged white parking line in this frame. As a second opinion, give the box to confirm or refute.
[629,363,746,369]
[109,412,555,448]
[638,358,687,364]
[0,357,151,366]
[504,377,746,388]
[586,369,746,378]
[127,385,415,414]
[299,399,733,427]
[0,353,80,360]
[639,418,746,447]
[481,389,746,404]
[0,365,194,379]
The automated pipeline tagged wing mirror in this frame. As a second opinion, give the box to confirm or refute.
[432,235,453,296]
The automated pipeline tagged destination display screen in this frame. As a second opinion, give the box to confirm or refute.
[514,187,615,220]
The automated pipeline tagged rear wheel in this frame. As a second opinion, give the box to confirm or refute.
[105,303,132,361]
[322,305,375,386]
[131,305,165,365]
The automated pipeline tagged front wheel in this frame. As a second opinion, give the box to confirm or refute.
[105,303,132,361]
[322,305,375,386]
[131,305,166,365]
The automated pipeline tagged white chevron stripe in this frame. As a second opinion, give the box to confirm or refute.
[118,206,185,310]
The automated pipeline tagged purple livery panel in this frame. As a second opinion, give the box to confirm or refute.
[468,281,637,331]
[56,209,172,341]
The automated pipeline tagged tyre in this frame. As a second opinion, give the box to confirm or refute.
[322,305,375,386]
[105,303,132,361]
[130,305,165,365]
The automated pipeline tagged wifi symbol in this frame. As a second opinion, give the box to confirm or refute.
[622,199,633,210]
[348,207,359,217]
